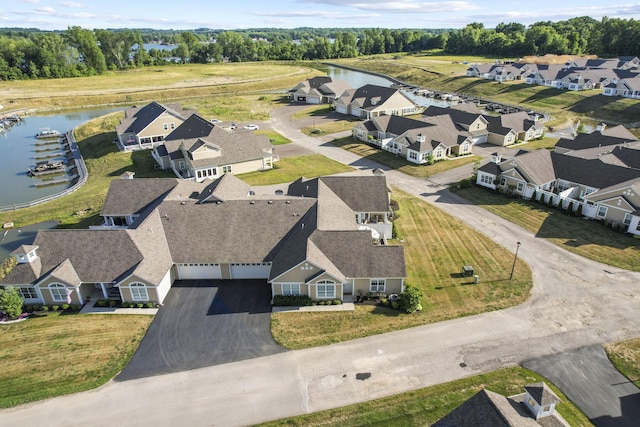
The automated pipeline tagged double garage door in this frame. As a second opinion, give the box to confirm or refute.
[177,263,271,280]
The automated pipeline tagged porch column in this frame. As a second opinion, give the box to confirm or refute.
[100,283,108,299]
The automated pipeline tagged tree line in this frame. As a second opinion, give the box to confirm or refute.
[0,17,638,81]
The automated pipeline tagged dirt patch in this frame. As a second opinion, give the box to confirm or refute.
[520,54,598,65]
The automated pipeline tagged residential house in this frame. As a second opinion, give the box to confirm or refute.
[151,113,273,182]
[334,84,419,119]
[554,125,637,154]
[476,129,640,234]
[422,105,489,145]
[433,382,567,426]
[1,173,405,306]
[288,76,352,104]
[485,111,543,146]
[604,76,640,99]
[115,102,191,151]
[466,63,527,82]
[352,113,474,164]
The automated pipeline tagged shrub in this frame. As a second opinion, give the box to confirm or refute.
[96,299,107,307]
[51,305,59,311]
[567,201,574,215]
[332,299,342,305]
[109,299,117,307]
[25,304,34,312]
[576,203,583,217]
[391,301,399,309]
[70,304,80,312]
[399,285,424,314]
[145,302,154,308]
[136,303,144,308]
[0,287,24,319]
[381,298,390,306]
[61,303,69,311]
[457,178,472,188]
[272,295,313,307]
[121,302,130,308]
[41,305,49,311]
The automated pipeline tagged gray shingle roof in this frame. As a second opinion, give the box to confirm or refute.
[524,382,561,406]
[555,130,636,152]
[101,178,179,216]
[2,230,143,285]
[197,173,251,203]
[116,102,187,135]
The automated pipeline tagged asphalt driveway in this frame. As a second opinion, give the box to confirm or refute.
[116,280,285,381]
[523,345,640,427]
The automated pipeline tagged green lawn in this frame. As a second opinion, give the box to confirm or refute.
[291,105,333,119]
[451,185,640,271]
[258,366,592,427]
[271,188,532,349]
[238,154,353,185]
[301,120,359,136]
[604,338,640,388]
[330,137,481,178]
[0,312,153,408]
[254,129,292,145]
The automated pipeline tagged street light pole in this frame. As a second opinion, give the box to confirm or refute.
[509,242,521,280]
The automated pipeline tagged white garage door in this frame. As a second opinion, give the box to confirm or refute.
[177,263,222,280]
[336,105,347,114]
[230,263,271,279]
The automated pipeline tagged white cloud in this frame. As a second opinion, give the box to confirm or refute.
[59,1,83,7]
[298,0,479,13]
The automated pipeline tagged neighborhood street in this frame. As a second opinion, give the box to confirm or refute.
[1,106,639,426]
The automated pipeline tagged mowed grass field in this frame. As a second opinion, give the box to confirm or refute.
[0,63,321,111]
[239,154,353,185]
[258,366,592,427]
[331,136,480,178]
[271,188,532,349]
[451,185,640,271]
[0,312,153,408]
[604,338,640,388]
[330,53,640,126]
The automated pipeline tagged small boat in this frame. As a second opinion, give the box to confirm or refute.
[27,160,65,176]
[35,128,61,139]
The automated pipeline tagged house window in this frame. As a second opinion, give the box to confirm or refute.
[624,213,632,225]
[409,152,418,160]
[129,282,148,301]
[281,284,300,296]
[49,283,67,302]
[18,287,38,299]
[170,122,175,129]
[636,221,640,232]
[370,279,386,292]
[499,177,506,187]
[316,280,336,299]
[163,123,168,130]
[435,148,443,158]
[480,174,493,185]
[597,206,608,218]
[528,397,536,408]
[516,182,525,193]
[223,165,232,173]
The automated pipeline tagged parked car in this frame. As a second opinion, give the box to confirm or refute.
[229,123,237,130]
[210,118,221,123]
[244,124,259,130]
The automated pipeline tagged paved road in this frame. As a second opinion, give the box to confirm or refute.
[116,280,284,381]
[2,106,640,426]
[524,345,640,427]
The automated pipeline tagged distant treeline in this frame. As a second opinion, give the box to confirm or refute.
[0,17,638,81]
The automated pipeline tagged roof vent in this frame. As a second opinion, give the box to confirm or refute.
[180,201,186,205]
[216,201,221,204]
[268,200,273,204]
[250,201,255,205]
[285,200,291,204]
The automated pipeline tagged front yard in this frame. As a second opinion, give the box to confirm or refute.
[271,188,532,349]
[0,312,152,408]
[451,185,640,271]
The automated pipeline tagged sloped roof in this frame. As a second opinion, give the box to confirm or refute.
[337,84,412,111]
[422,105,485,128]
[433,389,539,427]
[288,176,390,213]
[197,173,251,203]
[551,152,640,188]
[555,130,637,152]
[608,145,640,169]
[48,258,81,287]
[2,230,143,285]
[165,113,215,140]
[368,114,431,136]
[524,382,561,406]
[101,178,179,216]
[116,102,187,135]
[602,125,638,140]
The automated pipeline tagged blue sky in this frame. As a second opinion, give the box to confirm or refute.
[2,0,640,30]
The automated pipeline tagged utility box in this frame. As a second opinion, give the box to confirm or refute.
[462,265,474,277]
[474,275,479,284]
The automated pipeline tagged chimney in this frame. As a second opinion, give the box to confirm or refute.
[491,152,502,164]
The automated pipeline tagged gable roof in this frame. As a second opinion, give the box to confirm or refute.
[338,84,413,111]
[555,130,637,153]
[165,113,216,141]
[288,176,390,213]
[524,382,561,406]
[101,178,179,216]
[197,173,251,203]
[116,102,187,135]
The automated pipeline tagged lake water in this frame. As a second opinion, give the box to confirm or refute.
[143,43,178,52]
[315,64,452,108]
[0,108,120,209]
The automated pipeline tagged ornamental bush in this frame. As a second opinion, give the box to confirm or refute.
[399,285,424,314]
[272,295,313,306]
[0,286,23,319]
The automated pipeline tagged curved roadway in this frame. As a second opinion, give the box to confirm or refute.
[1,105,639,426]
